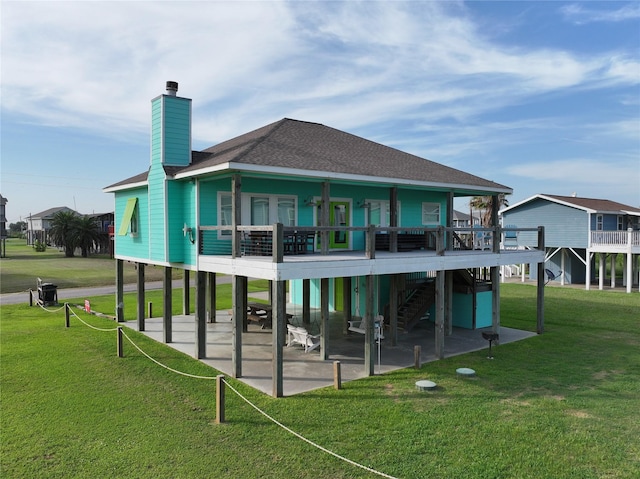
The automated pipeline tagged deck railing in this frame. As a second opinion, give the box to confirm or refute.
[198,224,544,262]
[590,229,640,248]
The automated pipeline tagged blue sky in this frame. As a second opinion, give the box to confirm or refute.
[1,1,639,224]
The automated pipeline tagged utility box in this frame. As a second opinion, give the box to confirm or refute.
[37,278,58,306]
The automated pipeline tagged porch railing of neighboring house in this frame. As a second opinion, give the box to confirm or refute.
[590,228,640,248]
[198,224,544,262]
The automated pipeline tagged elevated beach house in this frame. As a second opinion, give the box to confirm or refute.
[500,194,640,293]
[104,82,545,396]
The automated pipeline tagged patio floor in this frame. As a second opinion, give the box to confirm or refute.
[123,306,536,397]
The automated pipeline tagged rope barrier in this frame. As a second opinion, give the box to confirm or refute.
[68,306,119,332]
[221,378,399,479]
[54,303,399,479]
[119,329,217,380]
[35,301,67,314]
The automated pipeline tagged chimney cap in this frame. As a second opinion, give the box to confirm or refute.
[166,81,178,96]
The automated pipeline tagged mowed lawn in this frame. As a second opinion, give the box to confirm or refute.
[0,238,180,294]
[2,283,639,479]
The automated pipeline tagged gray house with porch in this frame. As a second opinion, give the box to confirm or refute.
[500,194,640,293]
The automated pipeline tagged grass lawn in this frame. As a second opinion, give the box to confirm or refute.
[1,284,639,478]
[0,238,181,294]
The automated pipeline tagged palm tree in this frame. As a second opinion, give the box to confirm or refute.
[49,211,79,257]
[73,215,103,258]
[469,194,509,227]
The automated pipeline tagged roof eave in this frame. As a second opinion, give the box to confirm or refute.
[103,180,149,193]
[174,162,511,195]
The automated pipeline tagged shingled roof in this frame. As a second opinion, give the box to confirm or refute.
[502,194,640,215]
[106,118,510,193]
[544,195,640,214]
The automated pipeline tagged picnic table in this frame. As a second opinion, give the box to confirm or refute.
[246,302,293,329]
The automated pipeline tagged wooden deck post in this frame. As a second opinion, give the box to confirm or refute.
[117,327,123,358]
[320,277,330,360]
[445,270,453,336]
[216,375,225,424]
[231,174,242,258]
[272,280,286,398]
[195,271,207,359]
[183,269,190,315]
[163,266,172,343]
[207,272,216,323]
[116,259,124,322]
[333,361,342,390]
[302,279,311,328]
[491,266,500,334]
[435,270,445,359]
[389,274,398,346]
[320,182,330,255]
[364,274,375,376]
[137,263,145,331]
[231,275,245,378]
[342,276,352,334]
[390,187,398,253]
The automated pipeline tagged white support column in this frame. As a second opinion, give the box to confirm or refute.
[521,263,525,282]
[586,251,592,290]
[626,252,633,294]
[561,249,566,286]
[611,254,616,289]
[598,253,605,290]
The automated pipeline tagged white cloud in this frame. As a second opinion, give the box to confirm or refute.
[561,3,640,24]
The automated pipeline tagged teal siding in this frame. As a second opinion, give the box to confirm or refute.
[114,188,149,260]
[451,291,492,329]
[148,162,166,262]
[166,180,197,265]
[150,94,191,168]
[161,96,191,166]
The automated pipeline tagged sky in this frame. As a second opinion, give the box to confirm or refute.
[1,0,639,225]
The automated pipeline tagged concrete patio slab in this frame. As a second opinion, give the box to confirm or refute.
[122,308,536,396]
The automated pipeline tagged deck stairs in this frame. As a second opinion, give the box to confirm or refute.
[396,279,435,332]
[391,270,493,332]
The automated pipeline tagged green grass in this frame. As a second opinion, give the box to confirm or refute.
[0,238,181,294]
[2,284,639,478]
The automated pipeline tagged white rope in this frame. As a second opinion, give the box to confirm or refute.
[119,329,216,380]
[222,378,399,479]
[68,307,119,332]
[35,301,67,314]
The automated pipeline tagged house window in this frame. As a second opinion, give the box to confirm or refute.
[277,197,295,226]
[218,192,297,237]
[118,197,138,237]
[596,214,603,231]
[219,193,232,236]
[251,197,270,225]
[618,216,624,231]
[422,202,441,225]
[365,200,400,227]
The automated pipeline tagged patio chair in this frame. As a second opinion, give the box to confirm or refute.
[473,227,492,250]
[286,324,320,353]
[503,225,518,250]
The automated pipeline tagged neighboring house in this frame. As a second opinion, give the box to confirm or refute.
[104,81,545,397]
[500,194,640,293]
[0,194,7,258]
[88,212,115,255]
[452,209,480,228]
[26,207,77,246]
